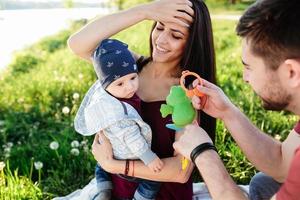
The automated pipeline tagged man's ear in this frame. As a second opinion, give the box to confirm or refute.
[283,59,300,88]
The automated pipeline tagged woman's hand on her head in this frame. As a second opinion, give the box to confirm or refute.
[142,0,194,27]
[173,124,212,159]
[92,132,113,170]
[191,79,236,121]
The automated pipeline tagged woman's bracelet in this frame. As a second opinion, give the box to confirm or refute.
[132,160,135,177]
[125,159,129,176]
[190,142,217,163]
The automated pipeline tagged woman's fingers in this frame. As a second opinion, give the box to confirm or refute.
[176,0,193,7]
[172,18,190,28]
[175,4,194,19]
[175,13,193,25]
[92,133,99,146]
[157,0,194,26]
[92,134,99,155]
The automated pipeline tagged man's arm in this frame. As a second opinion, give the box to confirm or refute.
[273,148,300,200]
[173,124,247,200]
[195,150,247,200]
[192,80,300,182]
[223,107,300,182]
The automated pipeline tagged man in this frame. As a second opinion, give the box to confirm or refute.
[173,0,300,199]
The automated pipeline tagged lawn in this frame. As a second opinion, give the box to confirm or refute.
[0,17,296,199]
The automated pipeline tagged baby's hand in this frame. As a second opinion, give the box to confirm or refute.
[147,157,164,173]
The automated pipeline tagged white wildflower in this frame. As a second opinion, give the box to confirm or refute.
[225,151,232,157]
[62,106,70,115]
[83,146,89,152]
[18,98,24,103]
[274,134,282,141]
[73,93,80,100]
[34,161,43,170]
[71,140,80,148]
[70,148,80,156]
[0,161,5,171]
[7,142,13,148]
[4,147,11,153]
[267,129,272,134]
[80,140,88,146]
[49,141,59,150]
[60,76,67,82]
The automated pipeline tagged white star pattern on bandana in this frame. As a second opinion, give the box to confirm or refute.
[122,62,129,67]
[107,62,113,68]
[114,75,120,80]
[115,50,122,54]
[133,64,137,71]
[100,48,107,55]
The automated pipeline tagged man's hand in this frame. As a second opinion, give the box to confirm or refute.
[173,124,213,159]
[192,79,236,121]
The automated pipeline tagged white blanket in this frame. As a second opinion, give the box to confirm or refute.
[53,178,249,200]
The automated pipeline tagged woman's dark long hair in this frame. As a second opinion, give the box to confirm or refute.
[149,0,216,142]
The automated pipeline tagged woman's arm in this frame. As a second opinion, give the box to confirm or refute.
[67,0,194,62]
[92,133,194,183]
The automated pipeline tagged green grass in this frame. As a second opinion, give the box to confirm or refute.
[206,0,254,14]
[0,17,297,198]
[0,162,44,199]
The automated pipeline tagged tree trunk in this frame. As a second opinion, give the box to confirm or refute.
[229,0,236,4]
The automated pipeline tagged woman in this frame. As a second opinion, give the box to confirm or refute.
[68,0,216,199]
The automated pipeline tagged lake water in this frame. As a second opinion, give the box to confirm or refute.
[0,7,110,71]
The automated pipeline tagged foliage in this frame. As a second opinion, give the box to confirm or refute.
[0,162,45,199]
[107,0,153,10]
[0,17,297,199]
[63,0,74,8]
[205,0,254,13]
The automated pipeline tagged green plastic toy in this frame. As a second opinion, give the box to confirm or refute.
[160,85,196,170]
[160,71,204,170]
[160,86,196,129]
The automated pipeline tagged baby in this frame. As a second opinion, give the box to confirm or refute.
[74,39,163,200]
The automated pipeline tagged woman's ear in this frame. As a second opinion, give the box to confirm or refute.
[282,58,300,88]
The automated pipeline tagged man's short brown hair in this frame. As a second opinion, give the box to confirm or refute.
[236,0,300,70]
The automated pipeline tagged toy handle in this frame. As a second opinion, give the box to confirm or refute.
[180,70,204,98]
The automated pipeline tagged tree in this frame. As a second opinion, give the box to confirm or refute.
[63,0,74,8]
[108,0,153,11]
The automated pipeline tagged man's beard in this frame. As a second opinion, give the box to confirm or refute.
[260,97,289,111]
